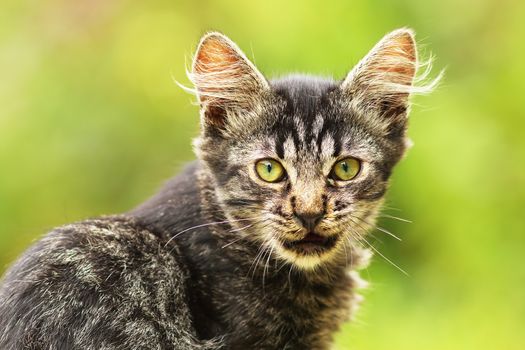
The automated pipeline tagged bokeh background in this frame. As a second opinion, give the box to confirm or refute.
[1,0,524,349]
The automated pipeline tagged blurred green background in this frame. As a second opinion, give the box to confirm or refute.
[1,0,524,349]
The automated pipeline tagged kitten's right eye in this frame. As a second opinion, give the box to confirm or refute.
[255,159,286,183]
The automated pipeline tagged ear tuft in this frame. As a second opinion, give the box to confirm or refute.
[342,29,417,104]
[188,32,268,128]
[342,28,440,124]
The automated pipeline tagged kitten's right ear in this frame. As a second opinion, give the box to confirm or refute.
[189,32,269,130]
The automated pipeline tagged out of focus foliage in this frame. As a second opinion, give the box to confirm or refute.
[1,1,524,349]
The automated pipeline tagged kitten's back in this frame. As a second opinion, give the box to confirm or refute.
[0,164,219,349]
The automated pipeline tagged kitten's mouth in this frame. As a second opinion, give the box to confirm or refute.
[282,232,338,255]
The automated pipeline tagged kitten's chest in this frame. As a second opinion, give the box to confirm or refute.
[218,272,357,350]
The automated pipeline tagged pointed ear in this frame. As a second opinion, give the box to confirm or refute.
[341,28,419,132]
[189,32,269,129]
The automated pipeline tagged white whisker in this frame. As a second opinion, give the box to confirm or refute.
[164,218,255,247]
[381,214,412,223]
[346,216,409,276]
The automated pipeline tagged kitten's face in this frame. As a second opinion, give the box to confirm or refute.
[190,30,427,269]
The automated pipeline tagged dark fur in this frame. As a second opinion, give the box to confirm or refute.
[0,160,367,349]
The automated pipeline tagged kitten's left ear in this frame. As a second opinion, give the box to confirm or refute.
[341,28,418,134]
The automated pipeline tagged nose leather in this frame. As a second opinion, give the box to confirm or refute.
[295,212,323,232]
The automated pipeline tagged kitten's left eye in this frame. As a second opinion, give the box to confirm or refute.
[255,159,286,183]
[330,157,361,181]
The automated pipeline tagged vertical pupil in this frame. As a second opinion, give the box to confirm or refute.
[266,163,272,173]
[341,161,348,172]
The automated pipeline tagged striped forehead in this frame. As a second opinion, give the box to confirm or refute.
[270,75,343,160]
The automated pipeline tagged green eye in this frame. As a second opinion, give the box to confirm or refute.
[255,159,285,183]
[331,157,361,181]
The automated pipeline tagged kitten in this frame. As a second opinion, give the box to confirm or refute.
[0,29,437,349]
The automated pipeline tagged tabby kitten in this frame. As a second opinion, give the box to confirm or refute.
[0,29,436,349]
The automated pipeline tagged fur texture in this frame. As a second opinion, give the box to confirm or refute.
[0,29,438,349]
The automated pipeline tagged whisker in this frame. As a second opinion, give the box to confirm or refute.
[345,217,409,276]
[381,204,402,211]
[363,241,409,276]
[374,225,402,241]
[221,220,268,249]
[262,243,275,292]
[221,236,245,249]
[380,214,412,223]
[352,214,403,241]
[229,222,256,233]
[248,235,272,278]
[164,217,255,247]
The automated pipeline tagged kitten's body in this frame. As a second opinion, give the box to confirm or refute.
[0,30,437,349]
[0,162,366,349]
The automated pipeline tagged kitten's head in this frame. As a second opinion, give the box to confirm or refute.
[188,29,436,270]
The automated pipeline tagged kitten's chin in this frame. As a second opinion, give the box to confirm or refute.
[274,233,341,270]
